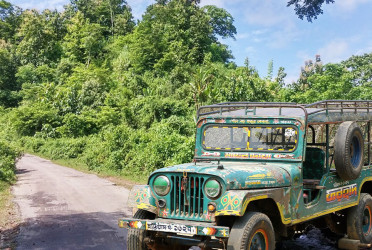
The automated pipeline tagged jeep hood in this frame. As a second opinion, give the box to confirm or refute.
[151,161,300,189]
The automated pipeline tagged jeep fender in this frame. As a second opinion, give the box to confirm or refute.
[215,188,292,225]
[128,185,157,213]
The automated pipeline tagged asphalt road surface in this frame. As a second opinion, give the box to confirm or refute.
[13,154,131,250]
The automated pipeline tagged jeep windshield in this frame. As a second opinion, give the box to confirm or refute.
[203,125,298,152]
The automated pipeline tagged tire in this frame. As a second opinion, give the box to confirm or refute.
[127,209,155,250]
[334,121,364,180]
[347,193,372,243]
[227,212,275,250]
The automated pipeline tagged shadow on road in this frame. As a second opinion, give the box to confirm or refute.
[0,223,22,249]
[278,227,339,250]
[16,212,127,250]
[16,168,35,175]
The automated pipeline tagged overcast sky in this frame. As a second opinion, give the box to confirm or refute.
[9,0,372,83]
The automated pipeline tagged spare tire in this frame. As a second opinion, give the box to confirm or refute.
[334,121,364,180]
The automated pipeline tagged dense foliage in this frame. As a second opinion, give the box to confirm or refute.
[0,107,20,181]
[0,141,19,181]
[0,0,371,179]
[287,0,335,22]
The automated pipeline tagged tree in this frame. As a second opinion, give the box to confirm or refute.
[205,58,275,104]
[342,53,372,86]
[202,5,236,39]
[126,0,236,74]
[275,67,287,87]
[0,0,22,42]
[0,40,19,106]
[341,53,372,100]
[189,66,214,110]
[286,53,372,103]
[62,11,105,66]
[287,0,335,22]
[292,55,323,92]
[68,0,134,37]
[266,60,273,80]
[297,63,353,103]
[15,9,65,66]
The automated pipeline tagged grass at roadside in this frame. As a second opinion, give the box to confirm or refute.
[0,180,20,250]
[24,150,147,189]
[0,140,21,246]
[0,181,13,228]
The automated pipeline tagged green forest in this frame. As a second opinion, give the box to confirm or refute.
[0,0,371,183]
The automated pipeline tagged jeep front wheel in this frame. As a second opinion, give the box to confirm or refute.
[227,212,275,250]
[127,209,155,250]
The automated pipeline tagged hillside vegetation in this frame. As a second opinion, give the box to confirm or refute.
[0,0,371,181]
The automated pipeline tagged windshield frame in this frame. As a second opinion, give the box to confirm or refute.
[201,124,299,153]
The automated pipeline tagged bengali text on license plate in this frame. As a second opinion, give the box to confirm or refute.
[146,222,197,234]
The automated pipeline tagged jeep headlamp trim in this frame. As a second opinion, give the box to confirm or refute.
[153,175,171,196]
[204,179,221,199]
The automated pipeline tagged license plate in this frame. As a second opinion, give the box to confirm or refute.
[146,221,197,235]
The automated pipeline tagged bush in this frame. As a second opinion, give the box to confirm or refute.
[57,107,120,138]
[82,124,134,171]
[10,103,61,136]
[0,141,21,182]
[81,119,195,176]
[39,138,87,159]
[57,113,99,137]
[123,121,194,175]
[125,97,191,128]
[22,137,87,159]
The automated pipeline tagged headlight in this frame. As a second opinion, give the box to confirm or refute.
[204,179,221,199]
[153,176,171,196]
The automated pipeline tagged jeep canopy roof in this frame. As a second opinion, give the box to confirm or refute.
[198,100,372,124]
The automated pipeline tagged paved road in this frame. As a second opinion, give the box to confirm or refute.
[13,154,131,250]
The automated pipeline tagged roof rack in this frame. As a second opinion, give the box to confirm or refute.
[303,100,372,115]
[216,102,296,105]
[197,100,372,123]
[197,102,307,120]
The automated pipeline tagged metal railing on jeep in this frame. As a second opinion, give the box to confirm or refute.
[197,100,372,123]
[302,100,372,124]
[305,100,372,114]
[197,102,307,120]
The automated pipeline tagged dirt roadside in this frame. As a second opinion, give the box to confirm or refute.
[0,183,21,250]
[7,154,132,250]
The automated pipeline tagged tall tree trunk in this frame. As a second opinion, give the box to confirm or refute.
[109,0,114,37]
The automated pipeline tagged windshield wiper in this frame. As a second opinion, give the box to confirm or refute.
[193,157,224,169]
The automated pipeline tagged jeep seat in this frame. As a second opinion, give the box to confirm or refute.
[303,147,325,180]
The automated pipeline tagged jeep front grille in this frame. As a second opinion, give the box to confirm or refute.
[169,175,206,221]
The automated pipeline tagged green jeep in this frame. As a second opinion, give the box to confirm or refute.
[119,100,372,250]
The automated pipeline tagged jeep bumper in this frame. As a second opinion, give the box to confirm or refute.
[118,217,230,238]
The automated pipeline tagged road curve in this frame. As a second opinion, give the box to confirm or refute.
[13,154,131,250]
